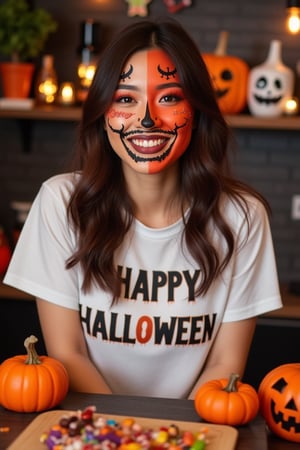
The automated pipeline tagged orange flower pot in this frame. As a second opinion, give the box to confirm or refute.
[0,62,34,98]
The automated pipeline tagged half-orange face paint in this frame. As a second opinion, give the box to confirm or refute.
[105,48,194,174]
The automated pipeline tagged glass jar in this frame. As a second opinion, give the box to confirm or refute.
[35,55,58,105]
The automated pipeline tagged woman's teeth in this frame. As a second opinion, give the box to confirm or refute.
[128,136,169,155]
[132,138,165,148]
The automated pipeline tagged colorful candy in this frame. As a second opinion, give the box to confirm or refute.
[41,407,208,450]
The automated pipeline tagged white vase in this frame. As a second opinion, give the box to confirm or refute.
[247,40,294,117]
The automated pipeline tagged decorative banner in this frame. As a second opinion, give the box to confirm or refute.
[126,0,152,17]
[164,0,192,14]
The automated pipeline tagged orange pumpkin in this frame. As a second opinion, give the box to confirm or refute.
[258,363,300,443]
[0,335,69,412]
[194,373,259,425]
[202,31,249,114]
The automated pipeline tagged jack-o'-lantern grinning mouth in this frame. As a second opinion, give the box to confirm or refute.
[270,399,300,433]
[107,121,187,163]
[215,88,229,99]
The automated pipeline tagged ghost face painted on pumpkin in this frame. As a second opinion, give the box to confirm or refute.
[248,67,293,117]
[104,48,194,174]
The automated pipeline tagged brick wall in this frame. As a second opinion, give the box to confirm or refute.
[232,128,300,282]
[0,0,299,284]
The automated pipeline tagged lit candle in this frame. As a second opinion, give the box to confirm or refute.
[58,82,75,106]
[284,97,299,116]
[38,79,58,104]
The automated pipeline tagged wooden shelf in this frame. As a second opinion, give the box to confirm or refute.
[1,106,300,129]
[0,281,34,301]
[263,285,300,320]
[0,105,82,121]
[226,114,300,130]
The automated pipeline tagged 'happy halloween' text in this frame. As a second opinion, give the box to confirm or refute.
[117,265,201,302]
[80,307,217,346]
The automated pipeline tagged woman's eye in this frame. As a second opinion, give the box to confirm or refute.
[160,94,182,103]
[115,96,135,104]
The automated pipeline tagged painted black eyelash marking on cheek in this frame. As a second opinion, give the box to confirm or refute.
[120,64,133,81]
[157,64,177,80]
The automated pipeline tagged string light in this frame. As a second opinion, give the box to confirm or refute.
[286,0,300,34]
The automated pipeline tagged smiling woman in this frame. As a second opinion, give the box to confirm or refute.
[4,18,282,400]
[104,48,194,174]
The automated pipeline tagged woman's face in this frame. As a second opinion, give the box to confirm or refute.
[104,48,194,174]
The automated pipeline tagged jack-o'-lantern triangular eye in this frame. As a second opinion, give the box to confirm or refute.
[285,398,298,411]
[271,377,288,392]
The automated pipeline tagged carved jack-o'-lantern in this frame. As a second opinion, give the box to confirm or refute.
[247,40,294,117]
[202,31,249,114]
[258,363,300,443]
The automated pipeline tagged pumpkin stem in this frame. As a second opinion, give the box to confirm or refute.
[223,373,240,393]
[24,335,42,365]
[214,30,229,56]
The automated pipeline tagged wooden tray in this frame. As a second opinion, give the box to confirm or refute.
[8,410,238,450]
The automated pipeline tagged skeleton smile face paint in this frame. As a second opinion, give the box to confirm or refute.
[104,48,194,174]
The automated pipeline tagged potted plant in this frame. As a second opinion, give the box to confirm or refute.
[0,0,58,99]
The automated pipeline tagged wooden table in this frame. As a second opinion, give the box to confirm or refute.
[0,392,296,450]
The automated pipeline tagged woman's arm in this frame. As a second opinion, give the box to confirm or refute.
[36,298,112,394]
[188,317,256,399]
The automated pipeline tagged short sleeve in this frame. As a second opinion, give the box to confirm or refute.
[4,174,80,310]
[222,198,282,321]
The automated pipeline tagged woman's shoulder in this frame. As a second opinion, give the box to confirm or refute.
[222,191,268,226]
[42,172,80,189]
[32,172,81,215]
[40,172,80,200]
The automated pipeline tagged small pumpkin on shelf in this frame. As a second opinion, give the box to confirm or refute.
[258,363,300,443]
[202,31,249,114]
[194,373,259,426]
[0,335,69,412]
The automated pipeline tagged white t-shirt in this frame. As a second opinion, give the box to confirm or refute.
[4,173,282,398]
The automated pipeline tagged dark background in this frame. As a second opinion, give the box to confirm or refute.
[1,0,300,283]
[0,0,299,387]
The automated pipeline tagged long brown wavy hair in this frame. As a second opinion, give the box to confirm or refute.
[66,19,269,302]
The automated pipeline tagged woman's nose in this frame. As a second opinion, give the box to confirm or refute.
[141,103,155,128]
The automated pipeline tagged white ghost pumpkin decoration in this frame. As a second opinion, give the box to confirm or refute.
[247,40,294,117]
